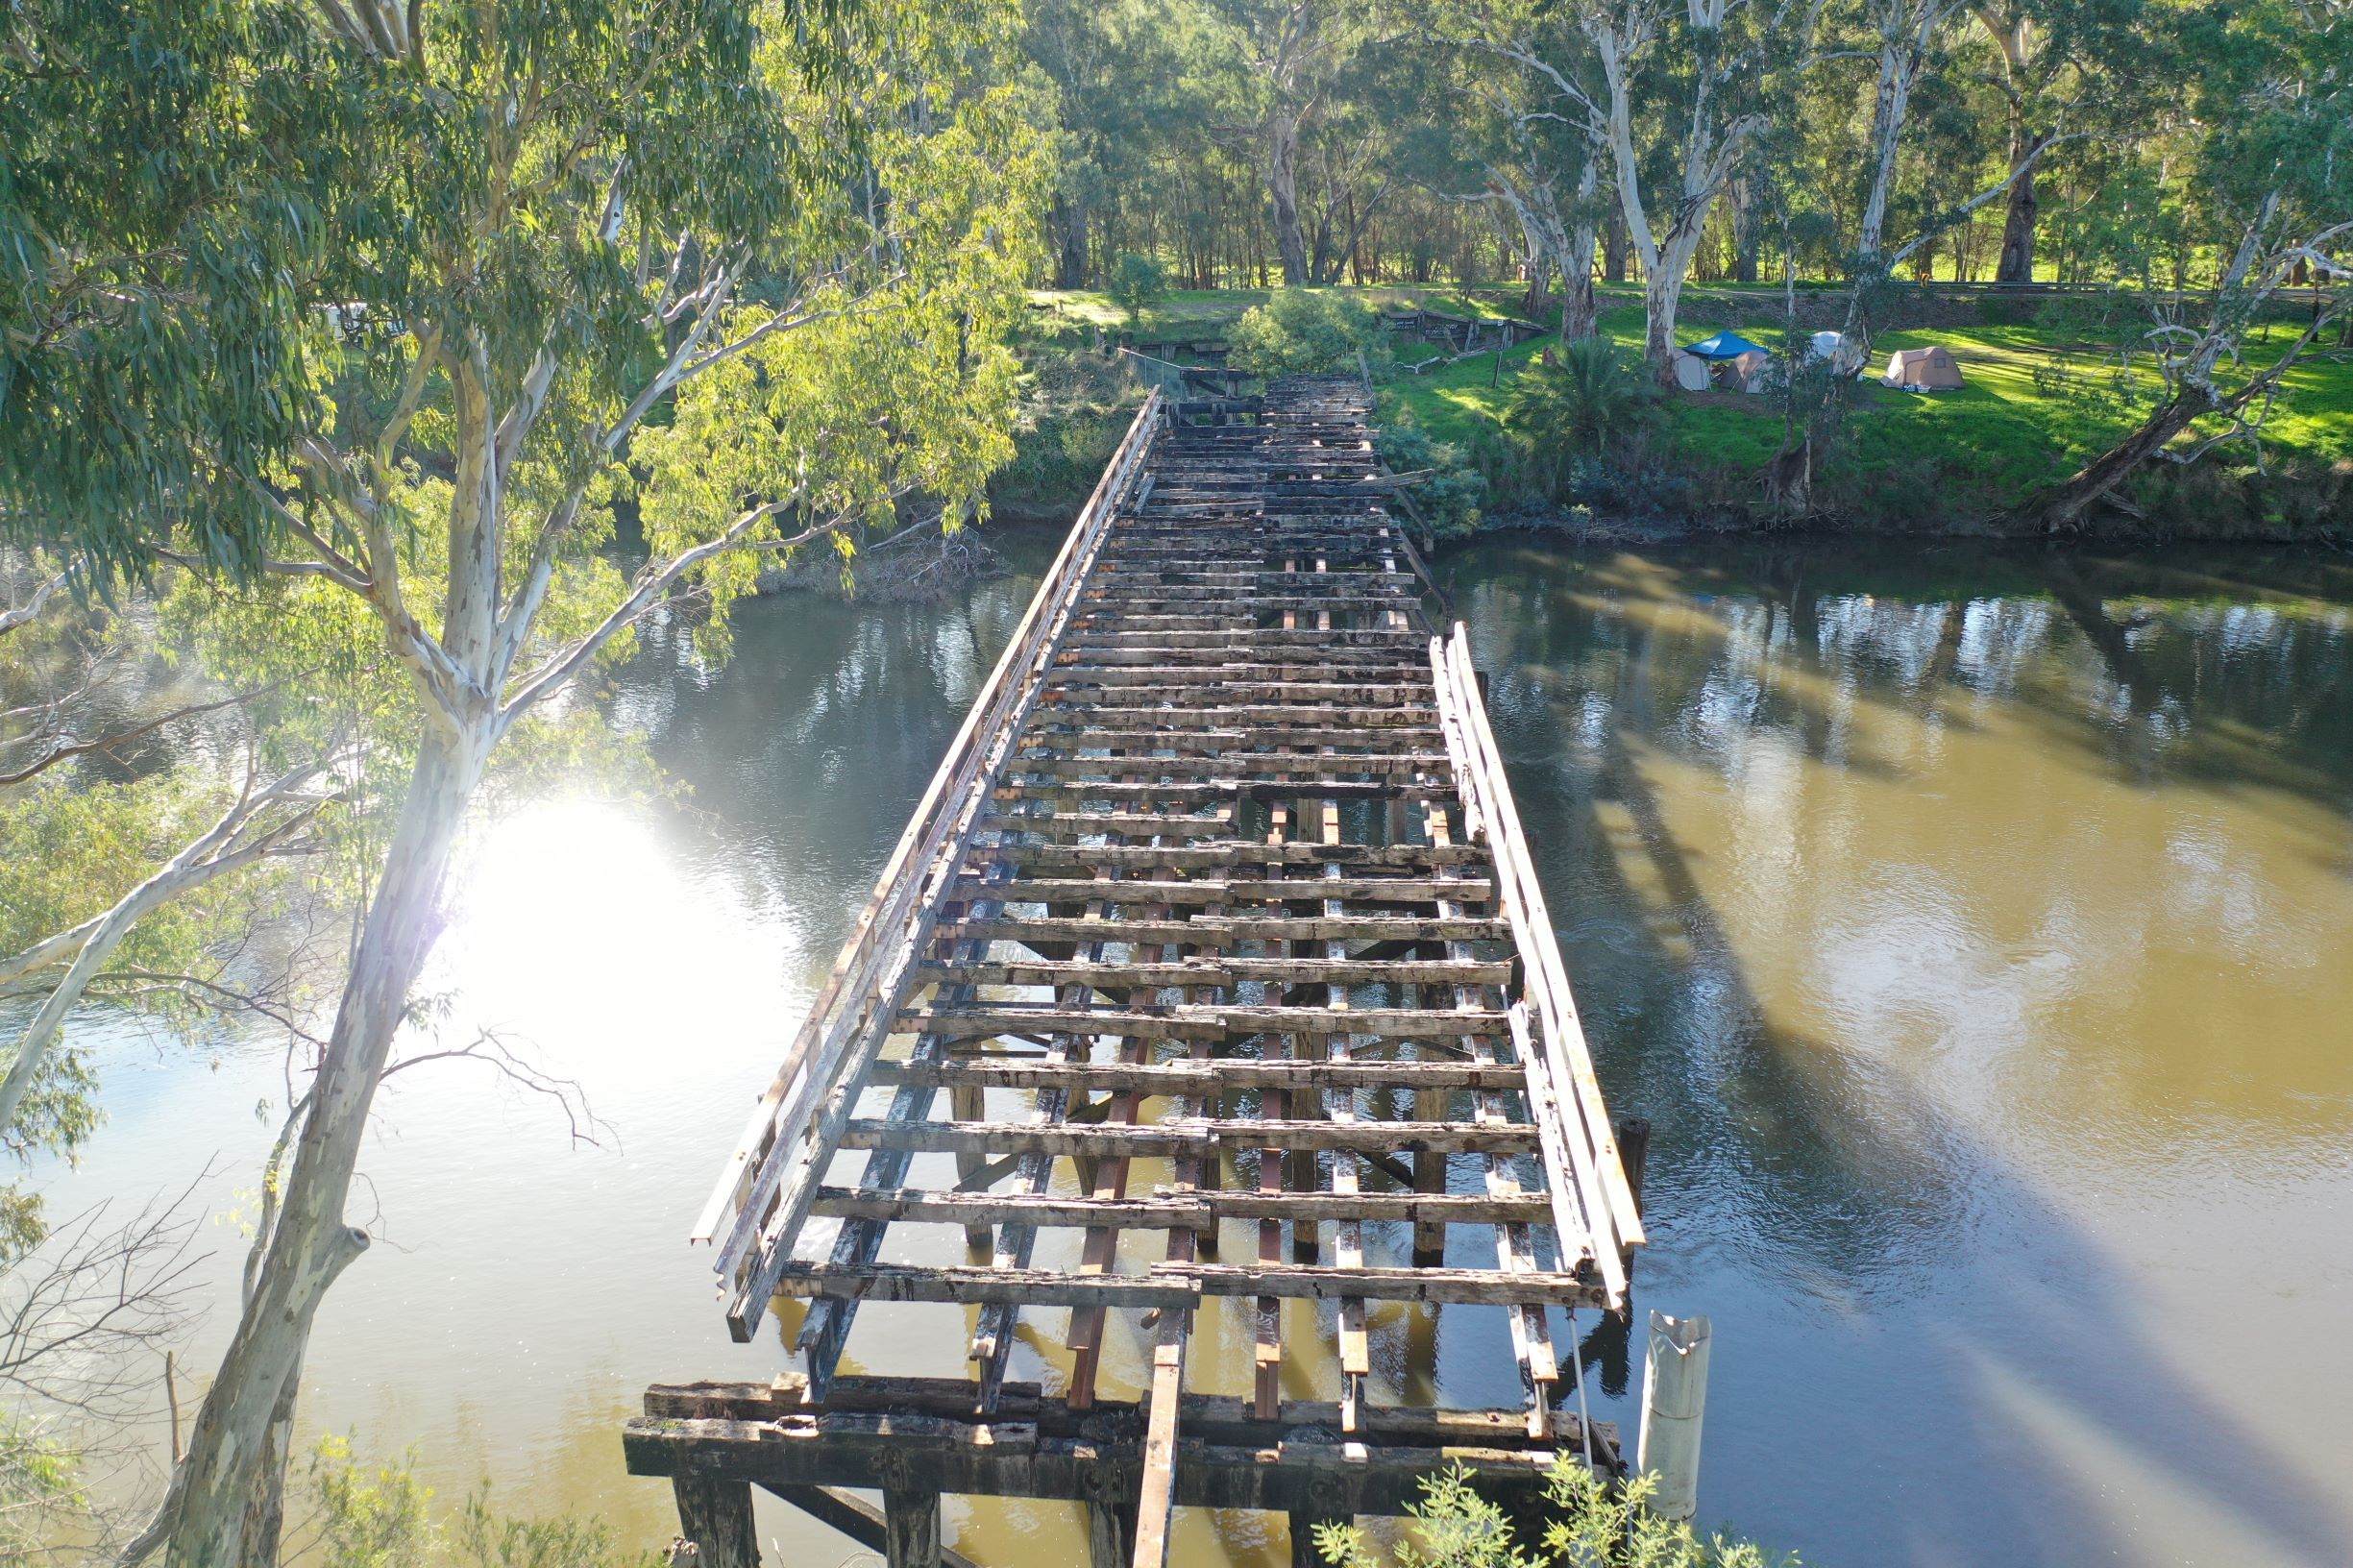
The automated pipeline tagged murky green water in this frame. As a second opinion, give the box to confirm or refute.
[42,535,2353,1566]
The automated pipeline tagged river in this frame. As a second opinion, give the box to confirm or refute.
[37,535,2353,1567]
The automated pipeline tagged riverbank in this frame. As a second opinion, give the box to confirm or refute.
[999,288,2353,543]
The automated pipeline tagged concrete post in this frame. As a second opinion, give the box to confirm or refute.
[1635,1311,1711,1521]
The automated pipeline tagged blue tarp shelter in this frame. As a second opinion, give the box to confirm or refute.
[1683,331,1769,360]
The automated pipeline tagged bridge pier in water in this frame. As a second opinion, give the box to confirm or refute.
[629,379,1655,1567]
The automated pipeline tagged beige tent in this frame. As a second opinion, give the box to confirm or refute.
[1714,349,1774,394]
[1881,344,1965,390]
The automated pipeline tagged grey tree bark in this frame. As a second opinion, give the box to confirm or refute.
[1268,111,1310,287]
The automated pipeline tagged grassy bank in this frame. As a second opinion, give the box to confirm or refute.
[1007,286,2353,539]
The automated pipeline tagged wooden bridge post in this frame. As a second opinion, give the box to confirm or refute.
[950,1080,992,1248]
[883,1488,943,1568]
[1085,1492,1138,1568]
[1615,1115,1651,1290]
[1411,1085,1450,1266]
[671,1475,758,1568]
[1289,1512,1348,1568]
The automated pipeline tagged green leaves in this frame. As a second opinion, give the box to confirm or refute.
[1230,288,1385,374]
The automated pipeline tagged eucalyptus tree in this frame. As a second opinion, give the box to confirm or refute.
[1835,0,2080,344]
[2,2,1042,1563]
[1023,0,1186,285]
[2024,0,2349,528]
[2,550,343,1264]
[1417,1,1608,336]
[1432,0,1817,377]
[1300,34,1416,283]
[1958,0,2149,282]
[1200,0,1366,286]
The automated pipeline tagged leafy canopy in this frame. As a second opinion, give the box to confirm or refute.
[0,0,1045,702]
[1230,289,1385,376]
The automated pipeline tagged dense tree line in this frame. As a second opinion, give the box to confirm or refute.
[1020,0,2345,315]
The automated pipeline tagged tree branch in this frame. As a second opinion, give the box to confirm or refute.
[0,682,294,788]
[495,490,818,726]
[0,571,67,640]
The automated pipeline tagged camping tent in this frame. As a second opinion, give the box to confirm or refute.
[1808,331,1864,375]
[1714,349,1774,394]
[1881,344,1964,390]
[1684,330,1769,360]
[1671,352,1712,391]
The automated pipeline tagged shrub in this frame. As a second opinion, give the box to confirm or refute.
[1314,1458,1798,1568]
[1108,253,1168,329]
[1230,289,1386,377]
[1503,339,1659,498]
[294,1438,663,1568]
[993,347,1140,512]
[1376,418,1485,538]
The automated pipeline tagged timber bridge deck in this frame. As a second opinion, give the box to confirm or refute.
[625,378,1649,1568]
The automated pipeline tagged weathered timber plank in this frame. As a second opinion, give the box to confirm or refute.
[625,1417,1567,1514]
[810,1188,1211,1228]
[835,1118,1539,1156]
[1197,915,1509,941]
[914,959,1222,987]
[947,917,1222,946]
[1163,1262,1601,1307]
[639,1379,1616,1456]
[993,778,1450,803]
[982,841,1486,869]
[1011,752,1451,778]
[894,1006,1507,1041]
[1018,726,1446,751]
[772,1262,1200,1308]
[869,1058,1531,1092]
[1191,1189,1552,1223]
[952,876,1233,904]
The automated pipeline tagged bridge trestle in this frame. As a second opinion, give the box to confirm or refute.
[637,377,1647,1568]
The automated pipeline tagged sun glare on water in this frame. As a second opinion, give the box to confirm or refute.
[422,797,793,1090]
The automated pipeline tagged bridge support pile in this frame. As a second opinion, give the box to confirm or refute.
[630,377,1647,1568]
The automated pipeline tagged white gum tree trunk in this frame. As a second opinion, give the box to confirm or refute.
[1587,3,1761,381]
[159,727,487,1566]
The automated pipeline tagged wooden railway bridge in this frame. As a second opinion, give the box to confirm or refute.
[624,377,1652,1568]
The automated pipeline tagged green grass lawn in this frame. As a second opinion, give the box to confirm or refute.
[1381,301,2353,508]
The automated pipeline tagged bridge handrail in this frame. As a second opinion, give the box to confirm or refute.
[1429,625,1644,1307]
[693,390,1166,1327]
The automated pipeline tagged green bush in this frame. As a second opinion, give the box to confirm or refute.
[1230,289,1386,377]
[1503,339,1659,501]
[1314,1459,1797,1568]
[1108,253,1168,329]
[1375,417,1484,538]
[993,347,1140,512]
[294,1438,662,1568]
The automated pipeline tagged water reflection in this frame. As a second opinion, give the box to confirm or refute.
[1452,538,2353,1566]
[36,535,2353,1567]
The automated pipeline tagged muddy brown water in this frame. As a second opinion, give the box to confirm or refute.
[40,536,2353,1566]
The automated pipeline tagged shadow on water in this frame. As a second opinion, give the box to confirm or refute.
[1453,536,2353,1567]
[613,552,1052,922]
